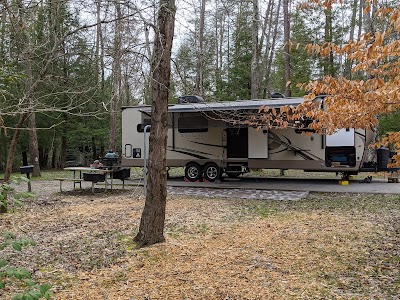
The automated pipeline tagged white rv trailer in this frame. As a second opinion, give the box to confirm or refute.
[121,97,375,182]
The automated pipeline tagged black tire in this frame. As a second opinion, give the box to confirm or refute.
[185,162,202,182]
[203,162,220,182]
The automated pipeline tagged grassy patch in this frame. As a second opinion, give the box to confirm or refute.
[241,201,275,218]
[265,192,400,214]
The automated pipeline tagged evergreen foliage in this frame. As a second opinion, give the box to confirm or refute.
[0,0,398,172]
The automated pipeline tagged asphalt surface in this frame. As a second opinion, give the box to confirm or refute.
[164,175,400,194]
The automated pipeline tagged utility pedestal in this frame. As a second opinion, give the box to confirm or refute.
[20,165,34,192]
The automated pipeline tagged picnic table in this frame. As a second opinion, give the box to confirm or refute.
[56,167,115,193]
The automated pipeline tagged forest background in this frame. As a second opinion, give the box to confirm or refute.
[0,0,399,177]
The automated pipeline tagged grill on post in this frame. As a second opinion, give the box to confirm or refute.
[103,150,119,168]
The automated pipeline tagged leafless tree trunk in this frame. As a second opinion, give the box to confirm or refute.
[99,1,106,92]
[60,115,67,168]
[28,113,41,176]
[95,0,102,87]
[50,128,57,168]
[25,44,41,176]
[349,0,357,42]
[136,7,154,105]
[345,0,358,79]
[15,0,41,176]
[214,0,224,90]
[108,1,122,151]
[283,0,291,97]
[0,4,6,61]
[196,0,206,96]
[226,6,231,79]
[324,4,334,76]
[258,0,274,96]
[251,0,260,99]
[134,0,176,247]
[362,0,373,34]
[357,0,364,42]
[264,0,281,97]
[123,68,131,106]
[1,114,29,213]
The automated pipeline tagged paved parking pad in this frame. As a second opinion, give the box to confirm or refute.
[167,186,309,201]
[166,176,400,194]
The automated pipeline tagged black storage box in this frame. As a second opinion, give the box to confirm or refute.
[20,165,34,174]
[83,173,105,182]
[377,147,390,170]
[113,168,130,180]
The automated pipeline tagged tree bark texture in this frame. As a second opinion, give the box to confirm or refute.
[25,38,41,176]
[3,114,29,183]
[1,113,29,213]
[265,0,281,97]
[0,114,29,213]
[283,0,291,97]
[345,0,358,79]
[95,0,102,87]
[60,114,67,168]
[134,0,176,247]
[259,0,273,97]
[109,1,122,151]
[324,5,335,76]
[15,0,41,176]
[251,0,260,99]
[28,112,41,176]
[196,0,206,96]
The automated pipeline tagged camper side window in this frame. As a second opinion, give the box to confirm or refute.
[137,119,151,132]
[178,116,208,133]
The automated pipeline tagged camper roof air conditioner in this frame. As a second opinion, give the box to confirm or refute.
[178,95,205,104]
[269,92,285,99]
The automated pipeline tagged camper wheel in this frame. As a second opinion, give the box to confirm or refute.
[185,162,202,182]
[203,162,220,182]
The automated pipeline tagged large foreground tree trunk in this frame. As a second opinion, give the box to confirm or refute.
[134,0,176,247]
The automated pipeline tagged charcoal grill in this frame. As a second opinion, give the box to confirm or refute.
[103,150,119,168]
[112,168,130,180]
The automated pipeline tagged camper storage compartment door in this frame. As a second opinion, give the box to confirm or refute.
[326,128,355,147]
[325,129,356,167]
[248,127,269,159]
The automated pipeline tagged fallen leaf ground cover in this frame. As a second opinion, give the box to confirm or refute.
[1,185,399,299]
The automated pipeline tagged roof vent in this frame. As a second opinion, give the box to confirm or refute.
[178,95,205,104]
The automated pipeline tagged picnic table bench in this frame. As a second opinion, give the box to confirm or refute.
[58,167,130,193]
[55,177,85,192]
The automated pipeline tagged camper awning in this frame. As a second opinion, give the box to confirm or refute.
[131,98,305,114]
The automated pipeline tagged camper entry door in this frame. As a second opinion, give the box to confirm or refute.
[248,127,269,159]
[226,127,269,159]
